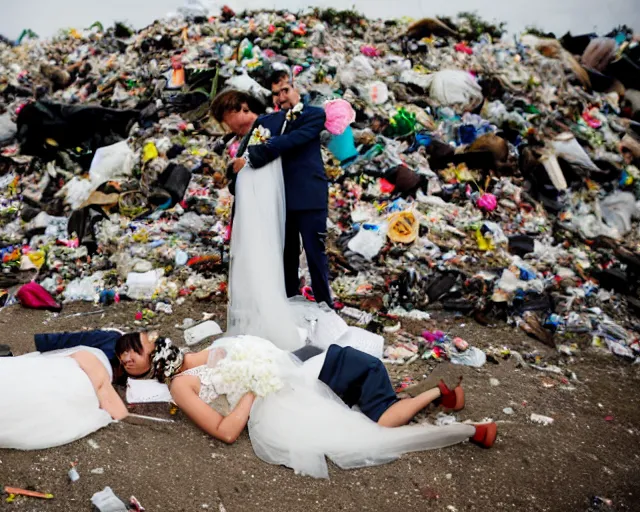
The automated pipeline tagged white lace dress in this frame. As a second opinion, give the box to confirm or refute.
[177,365,222,406]
[178,336,476,479]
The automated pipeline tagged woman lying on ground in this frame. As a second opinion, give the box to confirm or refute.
[117,332,497,479]
[0,346,128,450]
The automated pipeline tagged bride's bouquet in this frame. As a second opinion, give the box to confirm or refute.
[211,339,284,408]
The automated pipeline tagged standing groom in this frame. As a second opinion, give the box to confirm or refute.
[230,70,333,307]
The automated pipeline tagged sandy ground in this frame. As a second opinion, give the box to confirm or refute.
[1,298,639,512]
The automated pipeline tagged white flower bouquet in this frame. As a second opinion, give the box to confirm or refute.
[211,342,284,407]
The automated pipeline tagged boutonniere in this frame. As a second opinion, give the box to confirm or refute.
[248,125,271,146]
[285,102,304,122]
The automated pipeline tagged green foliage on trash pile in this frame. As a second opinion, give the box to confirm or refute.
[524,26,557,39]
[88,21,105,33]
[312,7,366,27]
[439,11,506,42]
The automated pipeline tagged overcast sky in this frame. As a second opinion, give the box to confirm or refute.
[1,0,638,41]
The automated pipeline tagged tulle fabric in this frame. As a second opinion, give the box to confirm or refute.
[0,347,113,450]
[211,336,475,479]
[226,158,303,351]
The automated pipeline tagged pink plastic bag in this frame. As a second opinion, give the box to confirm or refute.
[360,45,380,57]
[477,193,497,212]
[324,99,356,135]
[17,282,62,312]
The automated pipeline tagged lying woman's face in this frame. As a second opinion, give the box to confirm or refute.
[119,332,154,377]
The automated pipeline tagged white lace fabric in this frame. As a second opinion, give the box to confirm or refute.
[176,365,220,406]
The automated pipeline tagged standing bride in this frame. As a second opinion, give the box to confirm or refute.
[211,73,331,351]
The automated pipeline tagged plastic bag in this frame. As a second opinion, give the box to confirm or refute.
[348,228,386,260]
[449,346,486,367]
[89,141,135,183]
[338,55,375,87]
[61,141,136,209]
[367,81,389,105]
[63,273,104,302]
[324,99,356,135]
[550,133,599,171]
[0,113,16,144]
[126,269,163,300]
[17,282,62,312]
[600,191,637,235]
[422,70,483,109]
[387,211,419,244]
[225,73,271,104]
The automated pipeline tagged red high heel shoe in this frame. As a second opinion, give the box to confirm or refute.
[471,422,498,448]
[437,377,465,412]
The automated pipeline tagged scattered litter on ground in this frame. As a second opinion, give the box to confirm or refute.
[530,413,555,426]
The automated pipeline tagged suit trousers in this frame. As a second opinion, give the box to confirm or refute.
[284,209,332,306]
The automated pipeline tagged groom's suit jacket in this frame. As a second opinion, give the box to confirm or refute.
[233,106,328,212]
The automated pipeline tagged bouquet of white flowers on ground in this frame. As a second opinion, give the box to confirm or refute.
[210,337,284,408]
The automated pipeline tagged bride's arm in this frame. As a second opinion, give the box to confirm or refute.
[71,351,128,420]
[171,378,255,444]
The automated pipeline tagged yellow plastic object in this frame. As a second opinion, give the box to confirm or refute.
[142,142,159,162]
[475,229,495,251]
[28,250,46,269]
[387,211,419,244]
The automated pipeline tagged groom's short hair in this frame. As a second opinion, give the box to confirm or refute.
[268,69,291,87]
[210,89,263,123]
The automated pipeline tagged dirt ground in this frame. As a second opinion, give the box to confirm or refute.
[1,298,639,512]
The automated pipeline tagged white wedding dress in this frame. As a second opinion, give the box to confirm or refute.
[224,158,475,478]
[0,347,113,450]
[226,157,304,351]
[188,336,476,479]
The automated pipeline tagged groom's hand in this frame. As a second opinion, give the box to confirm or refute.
[231,158,246,173]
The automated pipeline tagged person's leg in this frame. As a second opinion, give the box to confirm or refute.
[34,330,123,360]
[378,377,465,427]
[377,388,441,427]
[283,211,301,298]
[319,345,398,418]
[298,209,332,306]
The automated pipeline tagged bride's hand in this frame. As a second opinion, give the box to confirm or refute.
[232,158,246,173]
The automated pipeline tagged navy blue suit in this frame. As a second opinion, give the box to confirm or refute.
[241,106,332,306]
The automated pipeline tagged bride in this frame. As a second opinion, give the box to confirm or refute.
[117,332,497,479]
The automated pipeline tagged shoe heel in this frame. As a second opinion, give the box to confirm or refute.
[453,386,465,412]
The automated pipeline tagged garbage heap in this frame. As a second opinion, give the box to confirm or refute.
[0,8,639,363]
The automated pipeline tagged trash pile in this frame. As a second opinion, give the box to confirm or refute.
[0,6,639,362]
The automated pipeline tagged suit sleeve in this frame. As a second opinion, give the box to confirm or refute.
[247,108,326,169]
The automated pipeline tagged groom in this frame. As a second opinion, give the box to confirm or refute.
[230,70,333,307]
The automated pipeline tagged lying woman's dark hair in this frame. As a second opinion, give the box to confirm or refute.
[116,332,184,383]
[115,332,144,358]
